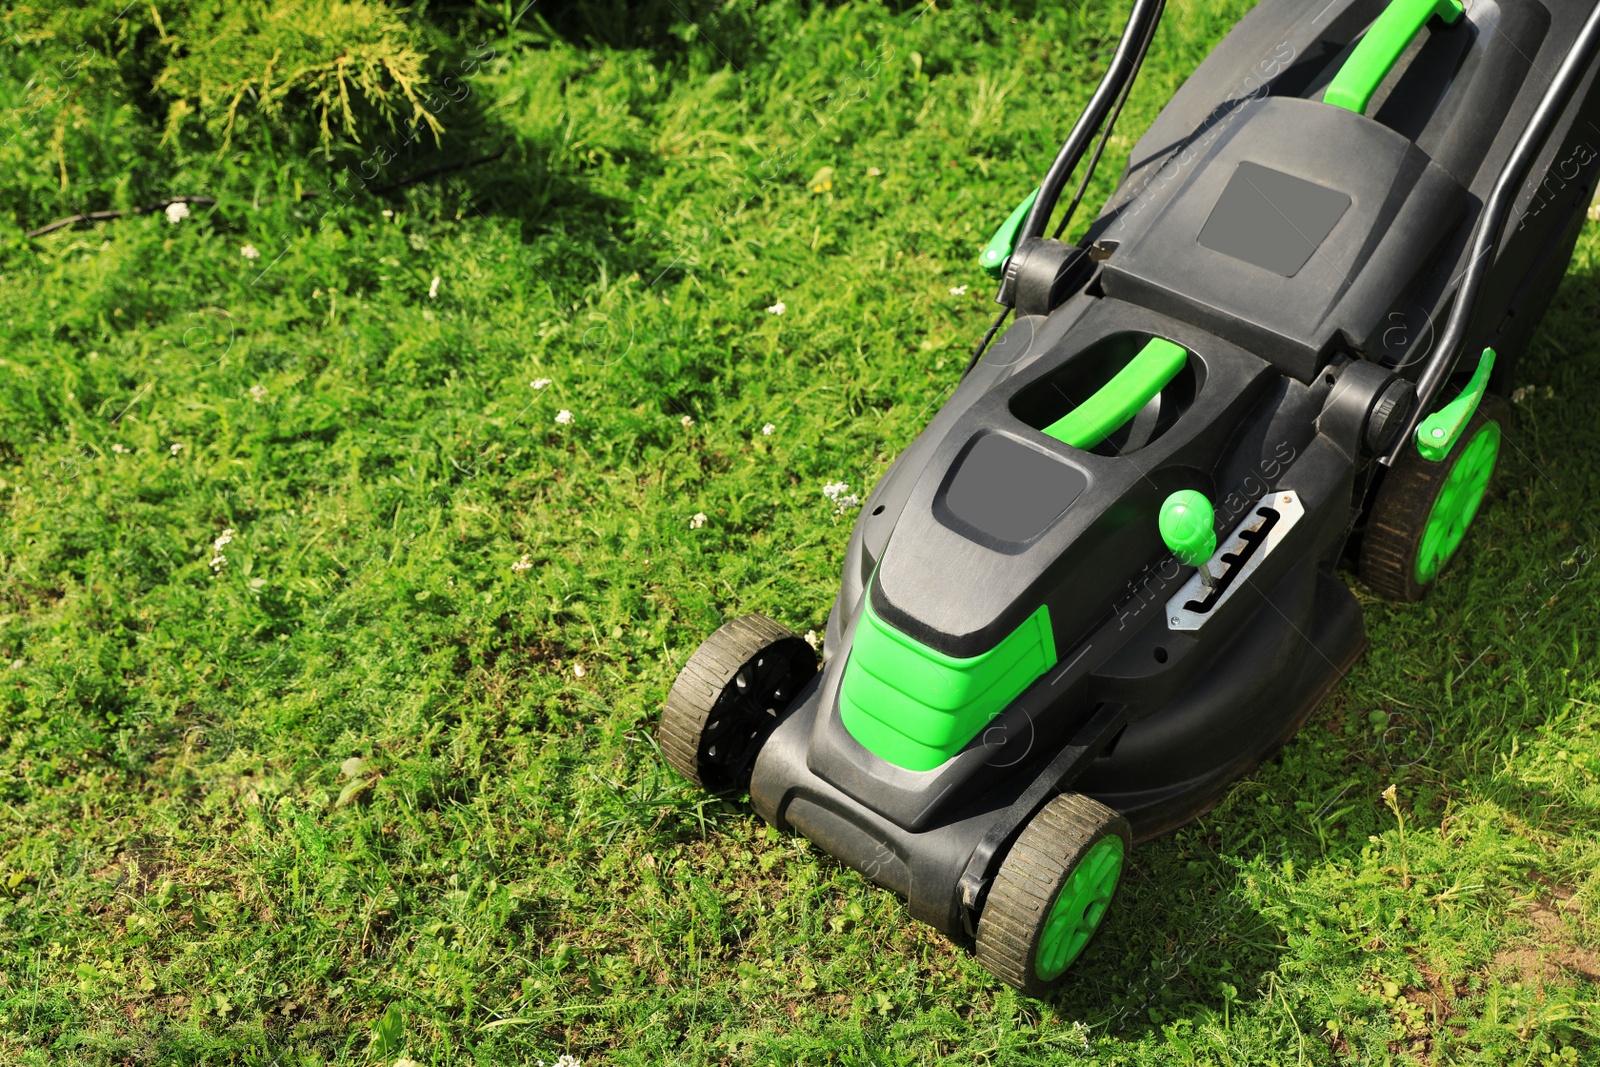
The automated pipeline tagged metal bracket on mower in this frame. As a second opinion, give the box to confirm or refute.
[1165,490,1305,631]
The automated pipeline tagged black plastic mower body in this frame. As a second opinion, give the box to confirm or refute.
[747,0,1600,943]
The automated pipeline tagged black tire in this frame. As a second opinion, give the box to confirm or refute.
[658,614,817,791]
[976,793,1131,997]
[1359,406,1502,602]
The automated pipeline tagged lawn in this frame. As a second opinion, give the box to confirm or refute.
[1,0,1598,1063]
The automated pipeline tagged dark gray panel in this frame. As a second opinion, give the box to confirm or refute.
[941,433,1087,544]
[1198,161,1352,276]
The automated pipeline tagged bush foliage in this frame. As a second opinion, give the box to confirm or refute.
[150,0,443,155]
[0,0,453,226]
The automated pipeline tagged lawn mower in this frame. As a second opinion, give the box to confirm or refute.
[657,0,1600,996]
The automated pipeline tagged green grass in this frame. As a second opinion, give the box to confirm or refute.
[2,0,1599,1063]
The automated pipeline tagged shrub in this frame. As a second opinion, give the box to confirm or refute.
[150,0,443,156]
[0,0,445,224]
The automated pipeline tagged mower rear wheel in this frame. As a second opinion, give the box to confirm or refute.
[1360,408,1502,602]
[659,614,817,792]
[976,793,1131,997]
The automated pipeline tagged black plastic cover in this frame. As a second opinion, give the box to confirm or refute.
[1098,96,1467,381]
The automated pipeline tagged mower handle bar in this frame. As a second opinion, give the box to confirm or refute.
[1382,0,1600,465]
[1017,0,1167,247]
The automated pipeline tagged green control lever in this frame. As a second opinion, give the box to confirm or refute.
[979,188,1040,279]
[1160,490,1218,586]
[1415,347,1495,461]
[1324,0,1463,114]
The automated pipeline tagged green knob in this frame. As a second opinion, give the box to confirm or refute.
[1160,490,1216,568]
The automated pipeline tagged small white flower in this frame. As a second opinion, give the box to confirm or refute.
[169,443,183,455]
[573,663,586,678]
[680,414,694,428]
[511,554,533,573]
[867,167,882,177]
[240,244,260,260]
[690,512,708,529]
[531,378,552,390]
[393,1059,422,1067]
[210,527,235,572]
[248,384,268,403]
[761,423,776,436]
[428,275,441,299]
[165,202,190,224]
[555,409,574,426]
[382,209,394,218]
[766,301,787,316]
[823,481,861,513]
[804,630,820,650]
[949,285,969,296]
[111,443,128,454]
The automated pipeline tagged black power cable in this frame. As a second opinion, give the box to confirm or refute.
[963,305,1014,377]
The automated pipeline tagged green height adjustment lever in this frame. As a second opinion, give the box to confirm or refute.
[1415,347,1495,461]
[1160,490,1217,578]
[979,188,1040,279]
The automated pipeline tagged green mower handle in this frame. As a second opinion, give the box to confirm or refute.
[1324,0,1463,114]
[1042,337,1188,449]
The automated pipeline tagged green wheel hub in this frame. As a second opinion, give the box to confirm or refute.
[1414,421,1500,584]
[1035,835,1124,980]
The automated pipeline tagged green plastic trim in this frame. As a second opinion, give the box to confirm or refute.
[1415,419,1500,583]
[1159,490,1217,567]
[1416,347,1496,461]
[839,598,1056,772]
[1042,337,1188,449]
[1325,0,1463,114]
[1036,835,1124,981]
[979,188,1040,279]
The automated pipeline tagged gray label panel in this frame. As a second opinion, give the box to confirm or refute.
[1197,161,1351,277]
[942,434,1088,544]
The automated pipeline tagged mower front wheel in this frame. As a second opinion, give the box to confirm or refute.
[659,614,817,792]
[976,792,1131,997]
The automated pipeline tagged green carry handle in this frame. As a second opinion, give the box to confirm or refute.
[1324,0,1463,114]
[1042,337,1188,449]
